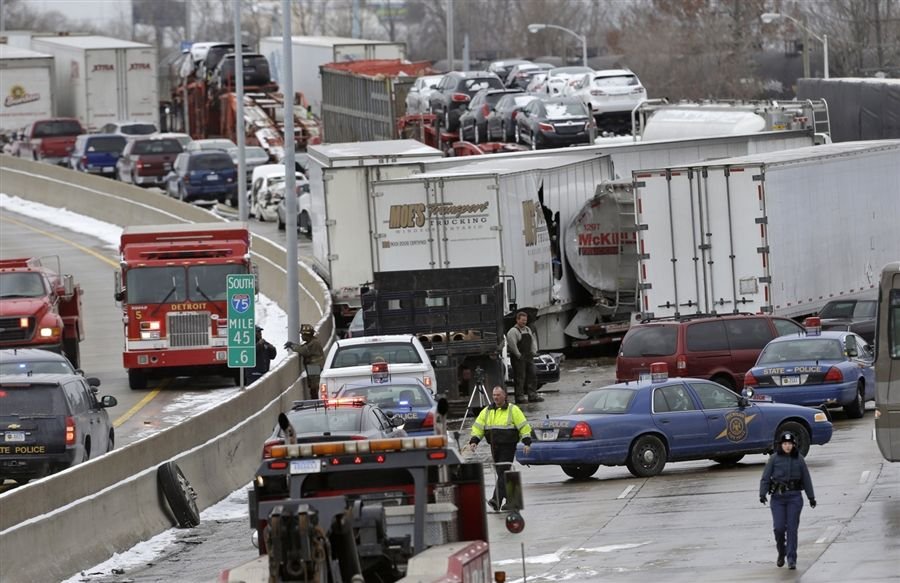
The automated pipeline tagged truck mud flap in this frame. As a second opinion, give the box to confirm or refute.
[158,461,200,528]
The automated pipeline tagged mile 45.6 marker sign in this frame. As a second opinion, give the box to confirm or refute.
[227,274,256,368]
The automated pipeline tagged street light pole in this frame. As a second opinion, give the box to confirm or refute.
[527,23,588,68]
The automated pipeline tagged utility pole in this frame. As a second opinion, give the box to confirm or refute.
[446,0,454,70]
[282,0,300,346]
[234,0,248,222]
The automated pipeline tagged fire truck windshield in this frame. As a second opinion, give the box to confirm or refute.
[126,265,247,304]
[0,273,47,298]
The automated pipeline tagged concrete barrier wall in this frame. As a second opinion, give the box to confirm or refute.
[0,155,334,581]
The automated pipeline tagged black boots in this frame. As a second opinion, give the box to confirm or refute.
[777,553,785,568]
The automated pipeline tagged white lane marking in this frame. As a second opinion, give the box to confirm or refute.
[872,427,877,441]
[617,485,635,499]
[859,470,871,484]
[816,525,840,544]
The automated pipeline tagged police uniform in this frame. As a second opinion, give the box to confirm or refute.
[248,327,277,383]
[759,432,816,569]
[285,324,325,398]
[469,402,532,510]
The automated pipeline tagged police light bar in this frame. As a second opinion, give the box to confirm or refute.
[804,316,822,336]
[650,362,668,383]
[267,435,448,460]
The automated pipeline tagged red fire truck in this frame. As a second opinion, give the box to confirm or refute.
[115,223,254,390]
[0,256,84,367]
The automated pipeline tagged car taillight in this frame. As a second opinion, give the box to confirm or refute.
[320,383,328,399]
[262,438,284,459]
[481,104,490,118]
[511,111,518,120]
[538,122,554,132]
[65,416,76,446]
[743,371,758,386]
[823,367,843,383]
[136,161,144,169]
[372,362,388,374]
[421,411,434,429]
[81,156,89,166]
[591,89,606,96]
[571,422,593,439]
[451,93,470,103]
[676,355,687,373]
[423,376,432,389]
[631,87,645,94]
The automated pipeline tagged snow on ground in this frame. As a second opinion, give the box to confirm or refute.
[1,193,294,578]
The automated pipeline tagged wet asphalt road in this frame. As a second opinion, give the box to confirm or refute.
[65,358,899,583]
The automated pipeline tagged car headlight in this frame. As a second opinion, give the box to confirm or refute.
[814,412,828,422]
[39,326,61,338]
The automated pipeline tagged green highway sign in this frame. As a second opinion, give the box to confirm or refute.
[227,274,256,369]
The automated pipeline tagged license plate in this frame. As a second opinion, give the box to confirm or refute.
[539,429,558,441]
[290,459,321,474]
[781,375,801,386]
[206,174,219,181]
[4,432,25,443]
[103,166,114,172]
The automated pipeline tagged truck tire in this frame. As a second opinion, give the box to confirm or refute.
[157,462,200,528]
[128,369,148,391]
[63,338,80,369]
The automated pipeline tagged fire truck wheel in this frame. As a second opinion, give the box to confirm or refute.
[157,462,200,528]
[63,338,80,369]
[128,369,148,391]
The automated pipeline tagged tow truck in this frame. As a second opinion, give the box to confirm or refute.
[0,256,84,368]
[220,399,520,582]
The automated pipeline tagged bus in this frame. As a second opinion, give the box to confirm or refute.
[875,261,900,462]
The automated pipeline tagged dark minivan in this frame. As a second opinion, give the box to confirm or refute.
[0,373,117,484]
[616,314,805,391]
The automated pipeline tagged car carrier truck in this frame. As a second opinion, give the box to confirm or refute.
[114,223,255,390]
[634,140,900,321]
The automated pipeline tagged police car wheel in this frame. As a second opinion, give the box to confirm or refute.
[158,462,200,528]
[774,421,810,457]
[561,464,599,480]
[843,382,865,419]
[626,434,667,477]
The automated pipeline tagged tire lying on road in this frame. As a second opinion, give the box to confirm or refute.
[157,461,200,528]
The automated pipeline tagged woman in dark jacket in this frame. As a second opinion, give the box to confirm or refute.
[759,432,817,570]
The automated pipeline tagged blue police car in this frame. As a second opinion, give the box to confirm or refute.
[743,327,875,419]
[516,364,832,480]
[336,376,437,436]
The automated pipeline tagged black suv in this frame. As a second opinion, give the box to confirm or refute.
[817,297,877,343]
[429,71,504,132]
[0,373,117,484]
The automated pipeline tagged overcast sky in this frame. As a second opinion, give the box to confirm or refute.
[21,0,134,30]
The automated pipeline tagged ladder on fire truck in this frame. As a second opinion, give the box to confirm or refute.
[612,184,639,315]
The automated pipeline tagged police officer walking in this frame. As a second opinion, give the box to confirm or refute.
[466,385,533,511]
[759,432,817,570]
[506,311,543,403]
[284,324,325,398]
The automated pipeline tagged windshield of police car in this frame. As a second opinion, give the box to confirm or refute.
[571,388,635,414]
[757,338,845,364]
[330,343,422,368]
[0,273,47,298]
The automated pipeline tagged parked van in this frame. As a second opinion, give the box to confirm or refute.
[616,314,805,391]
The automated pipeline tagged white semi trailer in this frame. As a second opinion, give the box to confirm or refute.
[634,140,900,321]
[0,45,54,133]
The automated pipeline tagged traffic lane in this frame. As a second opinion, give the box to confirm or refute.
[488,414,893,582]
[0,211,239,450]
[213,203,315,265]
